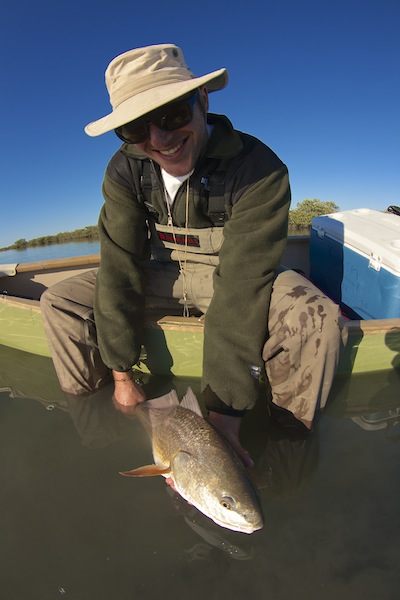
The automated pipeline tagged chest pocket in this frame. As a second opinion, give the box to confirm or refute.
[150,222,224,265]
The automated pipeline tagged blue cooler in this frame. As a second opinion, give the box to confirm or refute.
[310,209,400,319]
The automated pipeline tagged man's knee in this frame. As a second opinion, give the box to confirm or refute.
[40,269,97,315]
[271,269,341,337]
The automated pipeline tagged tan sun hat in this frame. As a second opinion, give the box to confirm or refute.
[84,43,228,137]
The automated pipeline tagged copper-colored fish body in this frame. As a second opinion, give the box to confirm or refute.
[120,388,263,534]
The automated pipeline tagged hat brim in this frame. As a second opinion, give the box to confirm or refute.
[84,68,228,137]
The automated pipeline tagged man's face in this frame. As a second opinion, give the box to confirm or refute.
[134,87,209,176]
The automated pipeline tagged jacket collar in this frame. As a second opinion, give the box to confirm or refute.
[205,113,243,158]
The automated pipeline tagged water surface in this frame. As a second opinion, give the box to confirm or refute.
[0,233,309,265]
[1,345,399,599]
[0,241,100,265]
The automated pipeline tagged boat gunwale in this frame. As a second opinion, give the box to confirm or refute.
[1,293,399,336]
[1,250,399,335]
[0,250,400,376]
[13,253,101,273]
[344,318,400,335]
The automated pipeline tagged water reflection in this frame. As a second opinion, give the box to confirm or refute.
[1,344,400,599]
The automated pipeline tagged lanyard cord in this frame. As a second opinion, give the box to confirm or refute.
[165,180,190,317]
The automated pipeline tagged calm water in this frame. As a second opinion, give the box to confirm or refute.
[1,343,399,599]
[0,232,309,265]
[0,241,100,265]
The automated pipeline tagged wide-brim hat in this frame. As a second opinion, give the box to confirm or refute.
[84,43,228,137]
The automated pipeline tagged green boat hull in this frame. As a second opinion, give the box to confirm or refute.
[0,296,399,377]
[1,243,399,378]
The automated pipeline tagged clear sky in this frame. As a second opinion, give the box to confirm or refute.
[1,0,399,247]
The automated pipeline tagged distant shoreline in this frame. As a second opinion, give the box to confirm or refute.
[1,224,310,252]
[0,226,99,253]
[0,238,99,253]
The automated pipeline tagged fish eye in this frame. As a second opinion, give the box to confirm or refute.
[220,496,235,510]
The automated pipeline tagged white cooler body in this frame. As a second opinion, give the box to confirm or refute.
[310,209,400,319]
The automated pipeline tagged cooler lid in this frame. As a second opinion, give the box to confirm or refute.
[311,208,400,275]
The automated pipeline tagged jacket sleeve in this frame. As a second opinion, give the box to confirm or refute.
[202,149,290,414]
[94,159,151,371]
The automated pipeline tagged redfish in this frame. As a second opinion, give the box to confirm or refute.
[120,388,263,534]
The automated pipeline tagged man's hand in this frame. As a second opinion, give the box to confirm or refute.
[207,411,254,469]
[112,370,146,415]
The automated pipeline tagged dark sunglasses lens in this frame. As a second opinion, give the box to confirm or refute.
[115,90,198,143]
[156,103,192,131]
[116,118,147,144]
[157,91,198,130]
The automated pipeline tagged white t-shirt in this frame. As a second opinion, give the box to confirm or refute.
[161,169,193,205]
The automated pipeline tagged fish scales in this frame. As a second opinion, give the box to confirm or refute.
[140,405,225,464]
[120,388,264,534]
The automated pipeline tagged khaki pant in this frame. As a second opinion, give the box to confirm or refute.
[40,263,345,429]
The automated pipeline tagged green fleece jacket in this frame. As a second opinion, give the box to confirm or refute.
[94,114,290,415]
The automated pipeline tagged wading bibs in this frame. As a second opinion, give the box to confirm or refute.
[140,160,229,266]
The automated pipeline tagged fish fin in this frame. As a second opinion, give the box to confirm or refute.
[119,464,171,477]
[180,387,203,417]
[145,389,180,408]
[136,390,180,433]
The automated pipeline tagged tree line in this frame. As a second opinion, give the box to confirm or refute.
[1,199,339,251]
[1,226,99,252]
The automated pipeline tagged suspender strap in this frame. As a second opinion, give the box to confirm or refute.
[206,170,227,225]
[139,159,230,225]
[139,161,158,216]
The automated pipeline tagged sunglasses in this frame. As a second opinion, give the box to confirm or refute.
[115,90,199,144]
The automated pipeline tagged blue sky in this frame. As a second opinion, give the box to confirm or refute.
[1,0,399,248]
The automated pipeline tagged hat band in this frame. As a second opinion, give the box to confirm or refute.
[110,68,195,109]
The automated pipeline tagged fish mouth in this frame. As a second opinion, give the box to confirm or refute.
[237,523,263,535]
[215,516,264,535]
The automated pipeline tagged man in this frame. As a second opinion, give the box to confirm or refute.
[41,44,343,466]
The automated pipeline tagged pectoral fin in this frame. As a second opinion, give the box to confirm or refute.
[119,464,171,477]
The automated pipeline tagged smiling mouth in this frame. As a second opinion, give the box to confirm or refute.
[159,141,184,156]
